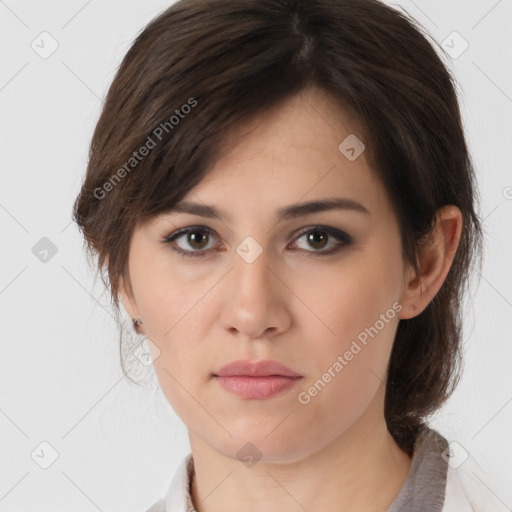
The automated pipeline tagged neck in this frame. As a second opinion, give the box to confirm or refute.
[188,385,412,512]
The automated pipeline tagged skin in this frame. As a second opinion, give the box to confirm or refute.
[119,86,462,512]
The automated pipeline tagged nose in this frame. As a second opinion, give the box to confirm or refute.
[219,240,291,340]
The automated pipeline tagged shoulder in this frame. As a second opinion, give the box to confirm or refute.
[443,459,508,512]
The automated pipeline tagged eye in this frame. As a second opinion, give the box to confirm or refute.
[161,225,352,258]
[162,226,220,257]
[291,226,353,256]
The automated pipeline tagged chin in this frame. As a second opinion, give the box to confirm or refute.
[221,432,312,465]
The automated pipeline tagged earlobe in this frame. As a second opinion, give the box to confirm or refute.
[398,205,463,320]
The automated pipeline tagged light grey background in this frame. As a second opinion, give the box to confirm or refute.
[1,1,511,511]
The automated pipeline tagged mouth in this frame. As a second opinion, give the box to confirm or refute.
[212,359,303,399]
[213,375,302,399]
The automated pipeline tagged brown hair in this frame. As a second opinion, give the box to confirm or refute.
[72,0,483,455]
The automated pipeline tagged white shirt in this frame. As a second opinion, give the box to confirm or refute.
[145,427,507,512]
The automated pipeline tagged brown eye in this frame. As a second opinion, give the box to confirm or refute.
[185,231,210,250]
[162,227,218,257]
[305,230,329,250]
[293,226,353,256]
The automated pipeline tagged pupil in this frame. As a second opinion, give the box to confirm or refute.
[190,232,207,249]
[309,231,327,249]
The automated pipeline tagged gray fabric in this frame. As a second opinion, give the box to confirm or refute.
[185,456,196,512]
[387,427,449,512]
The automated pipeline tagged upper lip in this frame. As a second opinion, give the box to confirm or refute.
[214,359,303,378]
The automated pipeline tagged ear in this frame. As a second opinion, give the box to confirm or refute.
[399,205,463,320]
[118,275,142,321]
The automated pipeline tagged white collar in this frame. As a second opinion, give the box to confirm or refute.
[163,452,194,512]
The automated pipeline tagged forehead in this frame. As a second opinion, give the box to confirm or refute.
[181,88,390,219]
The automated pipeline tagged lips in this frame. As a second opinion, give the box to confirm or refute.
[213,359,302,378]
[213,360,303,399]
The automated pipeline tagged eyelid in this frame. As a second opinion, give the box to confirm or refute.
[293,225,352,242]
[163,224,351,242]
[163,225,220,248]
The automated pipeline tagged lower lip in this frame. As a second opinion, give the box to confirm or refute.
[214,375,302,399]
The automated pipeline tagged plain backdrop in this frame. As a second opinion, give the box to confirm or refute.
[1,0,511,510]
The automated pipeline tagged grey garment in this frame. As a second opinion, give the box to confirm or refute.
[387,427,449,512]
[149,426,449,512]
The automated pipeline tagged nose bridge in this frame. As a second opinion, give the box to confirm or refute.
[233,234,273,298]
[222,235,283,337]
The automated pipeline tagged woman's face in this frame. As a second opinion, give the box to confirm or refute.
[120,87,414,462]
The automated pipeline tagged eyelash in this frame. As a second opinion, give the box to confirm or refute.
[161,225,353,258]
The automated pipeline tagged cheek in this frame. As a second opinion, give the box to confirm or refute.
[152,361,204,434]
[335,240,403,335]
[131,255,206,343]
[131,274,209,407]
[295,300,398,439]
[299,255,400,348]
[294,247,402,396]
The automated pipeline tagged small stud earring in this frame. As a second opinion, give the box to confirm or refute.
[133,318,143,328]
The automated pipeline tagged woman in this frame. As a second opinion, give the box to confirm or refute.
[72,0,503,510]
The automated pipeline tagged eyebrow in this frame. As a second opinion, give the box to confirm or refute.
[164,197,370,223]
